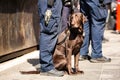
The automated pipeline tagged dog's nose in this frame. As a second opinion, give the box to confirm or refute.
[71,18,76,25]
[71,21,75,25]
[71,20,79,28]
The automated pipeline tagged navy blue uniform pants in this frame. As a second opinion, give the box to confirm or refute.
[38,0,62,72]
[61,6,71,32]
[80,0,108,58]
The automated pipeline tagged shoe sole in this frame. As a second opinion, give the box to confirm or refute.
[90,59,111,63]
[40,72,64,77]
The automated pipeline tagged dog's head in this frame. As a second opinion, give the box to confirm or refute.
[70,12,87,29]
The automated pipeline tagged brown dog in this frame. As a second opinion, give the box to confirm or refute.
[53,12,87,75]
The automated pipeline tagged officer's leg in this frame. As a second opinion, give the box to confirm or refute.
[80,21,90,56]
[39,11,61,72]
[90,17,111,62]
[88,1,111,63]
[91,18,105,58]
[79,0,90,57]
[40,31,58,72]
[38,0,65,76]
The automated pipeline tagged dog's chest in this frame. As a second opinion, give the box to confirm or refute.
[67,34,83,49]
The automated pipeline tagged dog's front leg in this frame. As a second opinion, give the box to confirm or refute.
[66,48,72,75]
[74,53,79,72]
[74,53,84,74]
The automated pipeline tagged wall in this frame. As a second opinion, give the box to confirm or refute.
[0,0,39,57]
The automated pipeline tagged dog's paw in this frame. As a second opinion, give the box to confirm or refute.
[77,70,84,74]
[71,68,84,75]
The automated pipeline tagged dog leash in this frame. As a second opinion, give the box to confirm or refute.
[57,29,70,45]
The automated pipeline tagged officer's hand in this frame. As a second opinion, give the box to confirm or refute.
[45,9,52,26]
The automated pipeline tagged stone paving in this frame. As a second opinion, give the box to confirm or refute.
[0,30,120,80]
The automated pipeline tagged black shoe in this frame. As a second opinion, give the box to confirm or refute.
[40,69,64,77]
[79,55,91,61]
[90,56,111,63]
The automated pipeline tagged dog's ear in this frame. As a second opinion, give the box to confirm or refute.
[81,13,87,24]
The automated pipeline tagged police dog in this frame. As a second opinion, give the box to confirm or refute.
[53,12,87,75]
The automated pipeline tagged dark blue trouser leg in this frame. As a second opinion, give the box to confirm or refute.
[80,0,107,58]
[80,16,105,58]
[40,31,58,72]
[91,18,105,58]
[61,6,71,32]
[38,0,62,72]
[80,21,90,55]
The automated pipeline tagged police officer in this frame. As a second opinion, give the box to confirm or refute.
[79,0,112,63]
[38,0,64,76]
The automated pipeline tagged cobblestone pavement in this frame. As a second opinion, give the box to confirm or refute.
[0,30,120,80]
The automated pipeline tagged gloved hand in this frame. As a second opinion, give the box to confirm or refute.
[45,9,52,26]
